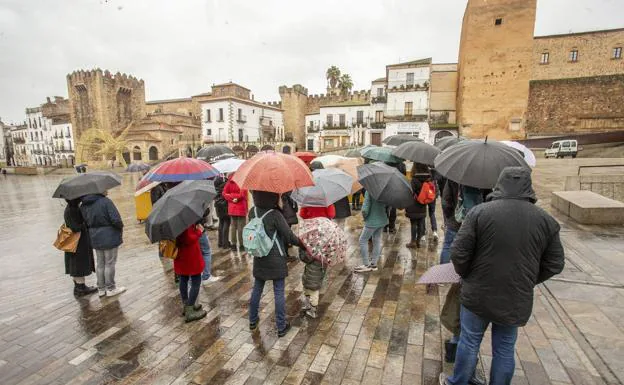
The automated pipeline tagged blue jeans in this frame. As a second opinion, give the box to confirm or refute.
[428,199,438,231]
[359,226,383,266]
[199,232,212,280]
[179,274,202,306]
[249,278,286,331]
[440,228,457,264]
[448,306,518,385]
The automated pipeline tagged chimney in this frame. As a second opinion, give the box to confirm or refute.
[251,94,254,101]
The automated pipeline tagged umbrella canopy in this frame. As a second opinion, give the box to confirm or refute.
[434,136,462,151]
[213,158,245,174]
[501,141,537,168]
[145,180,217,243]
[294,151,317,165]
[134,181,160,197]
[417,263,460,284]
[344,145,376,158]
[391,141,441,166]
[357,163,414,208]
[291,169,353,207]
[52,171,122,200]
[314,154,345,167]
[232,151,314,193]
[196,145,236,163]
[360,146,403,164]
[298,217,347,267]
[142,157,219,183]
[332,157,363,193]
[126,162,151,173]
[382,134,423,146]
[434,139,528,189]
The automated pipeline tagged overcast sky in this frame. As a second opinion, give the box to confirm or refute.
[0,0,622,123]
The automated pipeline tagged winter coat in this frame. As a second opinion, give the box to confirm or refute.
[442,180,461,232]
[249,191,304,281]
[333,197,351,219]
[300,205,335,220]
[64,202,95,277]
[405,173,429,219]
[299,248,324,291]
[214,175,229,218]
[451,167,565,327]
[281,192,299,225]
[80,194,124,250]
[223,178,248,217]
[150,184,167,205]
[174,226,205,276]
[361,191,388,228]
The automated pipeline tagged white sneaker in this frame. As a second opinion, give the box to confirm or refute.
[420,236,427,245]
[98,289,106,297]
[432,232,439,243]
[202,276,222,285]
[106,287,126,297]
[354,264,372,272]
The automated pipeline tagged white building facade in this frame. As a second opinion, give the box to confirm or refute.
[25,107,55,166]
[11,124,29,166]
[52,122,75,167]
[306,102,370,152]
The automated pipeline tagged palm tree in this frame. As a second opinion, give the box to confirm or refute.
[338,74,354,96]
[326,66,341,89]
[76,123,132,168]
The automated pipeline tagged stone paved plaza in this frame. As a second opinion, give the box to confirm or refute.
[0,158,623,385]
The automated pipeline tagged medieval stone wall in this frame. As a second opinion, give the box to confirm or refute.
[526,74,624,135]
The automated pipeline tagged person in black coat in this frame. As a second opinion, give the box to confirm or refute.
[248,190,304,338]
[384,161,406,233]
[214,175,231,249]
[405,163,429,248]
[333,196,351,223]
[442,167,565,385]
[280,191,299,260]
[64,199,97,296]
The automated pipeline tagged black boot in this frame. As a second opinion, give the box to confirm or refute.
[444,340,457,363]
[74,282,98,296]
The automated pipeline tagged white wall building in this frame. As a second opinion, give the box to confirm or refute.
[25,107,55,166]
[199,83,284,145]
[306,102,370,152]
[11,124,29,166]
[305,113,321,151]
[52,122,75,167]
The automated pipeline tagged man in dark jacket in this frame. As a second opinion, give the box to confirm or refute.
[441,167,565,385]
[440,179,460,263]
[214,175,230,249]
[81,192,125,298]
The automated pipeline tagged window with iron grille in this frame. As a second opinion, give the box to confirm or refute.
[569,50,578,62]
[540,52,549,64]
[613,47,622,59]
[356,111,364,125]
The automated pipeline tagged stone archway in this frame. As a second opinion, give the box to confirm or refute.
[133,146,142,161]
[148,146,159,161]
[261,144,274,151]
[434,130,454,143]
[122,149,131,165]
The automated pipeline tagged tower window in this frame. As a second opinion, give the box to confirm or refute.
[495,18,503,26]
[569,50,578,62]
[540,52,550,64]
[613,47,622,59]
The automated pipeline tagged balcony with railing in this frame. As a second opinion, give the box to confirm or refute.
[370,122,386,129]
[387,80,430,92]
[371,96,387,104]
[384,109,428,122]
[323,123,349,130]
[236,115,247,123]
[13,137,26,144]
[307,123,321,133]
[351,122,368,128]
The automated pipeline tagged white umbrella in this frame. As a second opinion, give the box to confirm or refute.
[213,158,245,173]
[291,169,353,207]
[501,141,537,167]
[314,155,346,167]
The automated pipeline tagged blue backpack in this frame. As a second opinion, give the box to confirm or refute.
[242,208,284,258]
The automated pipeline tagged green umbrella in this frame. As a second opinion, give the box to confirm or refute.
[360,146,402,164]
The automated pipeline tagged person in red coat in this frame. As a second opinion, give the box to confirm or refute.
[175,224,207,322]
[299,204,336,219]
[222,174,248,251]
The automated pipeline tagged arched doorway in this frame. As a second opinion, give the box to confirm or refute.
[282,145,291,154]
[133,146,142,161]
[434,130,454,143]
[122,149,131,165]
[261,144,274,151]
[148,146,159,161]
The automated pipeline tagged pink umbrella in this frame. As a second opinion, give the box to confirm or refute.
[417,263,460,284]
[298,217,347,267]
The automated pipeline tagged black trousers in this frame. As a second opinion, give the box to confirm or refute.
[218,216,231,247]
[352,191,362,209]
[386,207,397,230]
[410,218,426,242]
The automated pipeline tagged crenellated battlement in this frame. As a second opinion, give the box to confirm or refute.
[263,101,282,108]
[67,68,144,89]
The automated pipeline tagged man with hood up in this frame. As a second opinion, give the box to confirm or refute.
[440,167,565,385]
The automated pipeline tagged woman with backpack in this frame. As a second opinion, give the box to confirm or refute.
[247,190,305,338]
[406,163,434,249]
[223,173,248,252]
[175,223,208,323]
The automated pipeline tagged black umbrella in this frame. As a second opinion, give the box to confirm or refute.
[196,145,236,163]
[391,141,441,166]
[434,136,462,151]
[52,171,122,200]
[126,162,151,173]
[357,163,414,209]
[434,139,528,189]
[382,134,423,146]
[145,180,217,243]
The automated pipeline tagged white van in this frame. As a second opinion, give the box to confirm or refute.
[544,140,578,159]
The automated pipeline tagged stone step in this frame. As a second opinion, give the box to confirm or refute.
[551,190,624,225]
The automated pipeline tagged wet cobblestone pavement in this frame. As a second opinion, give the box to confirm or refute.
[0,158,623,385]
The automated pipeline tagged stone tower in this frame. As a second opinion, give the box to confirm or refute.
[66,69,146,140]
[279,84,309,148]
[456,0,537,139]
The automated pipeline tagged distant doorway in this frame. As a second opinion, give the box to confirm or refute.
[371,133,382,146]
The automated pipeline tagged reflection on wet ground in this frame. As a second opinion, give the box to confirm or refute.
[0,159,623,384]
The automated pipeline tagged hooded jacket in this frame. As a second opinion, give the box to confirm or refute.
[361,191,388,228]
[223,176,248,217]
[450,167,565,327]
[213,175,229,218]
[249,191,304,281]
[80,194,124,250]
[174,226,205,276]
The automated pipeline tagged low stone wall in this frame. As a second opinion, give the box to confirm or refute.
[2,166,58,175]
[564,174,624,202]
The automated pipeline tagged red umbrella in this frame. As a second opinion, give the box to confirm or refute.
[232,151,314,193]
[143,157,219,182]
[294,151,317,165]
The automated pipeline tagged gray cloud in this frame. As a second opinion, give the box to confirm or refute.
[0,0,622,123]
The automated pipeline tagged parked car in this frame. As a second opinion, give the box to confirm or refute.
[544,140,578,159]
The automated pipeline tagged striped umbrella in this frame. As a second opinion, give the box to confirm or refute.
[142,157,219,182]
